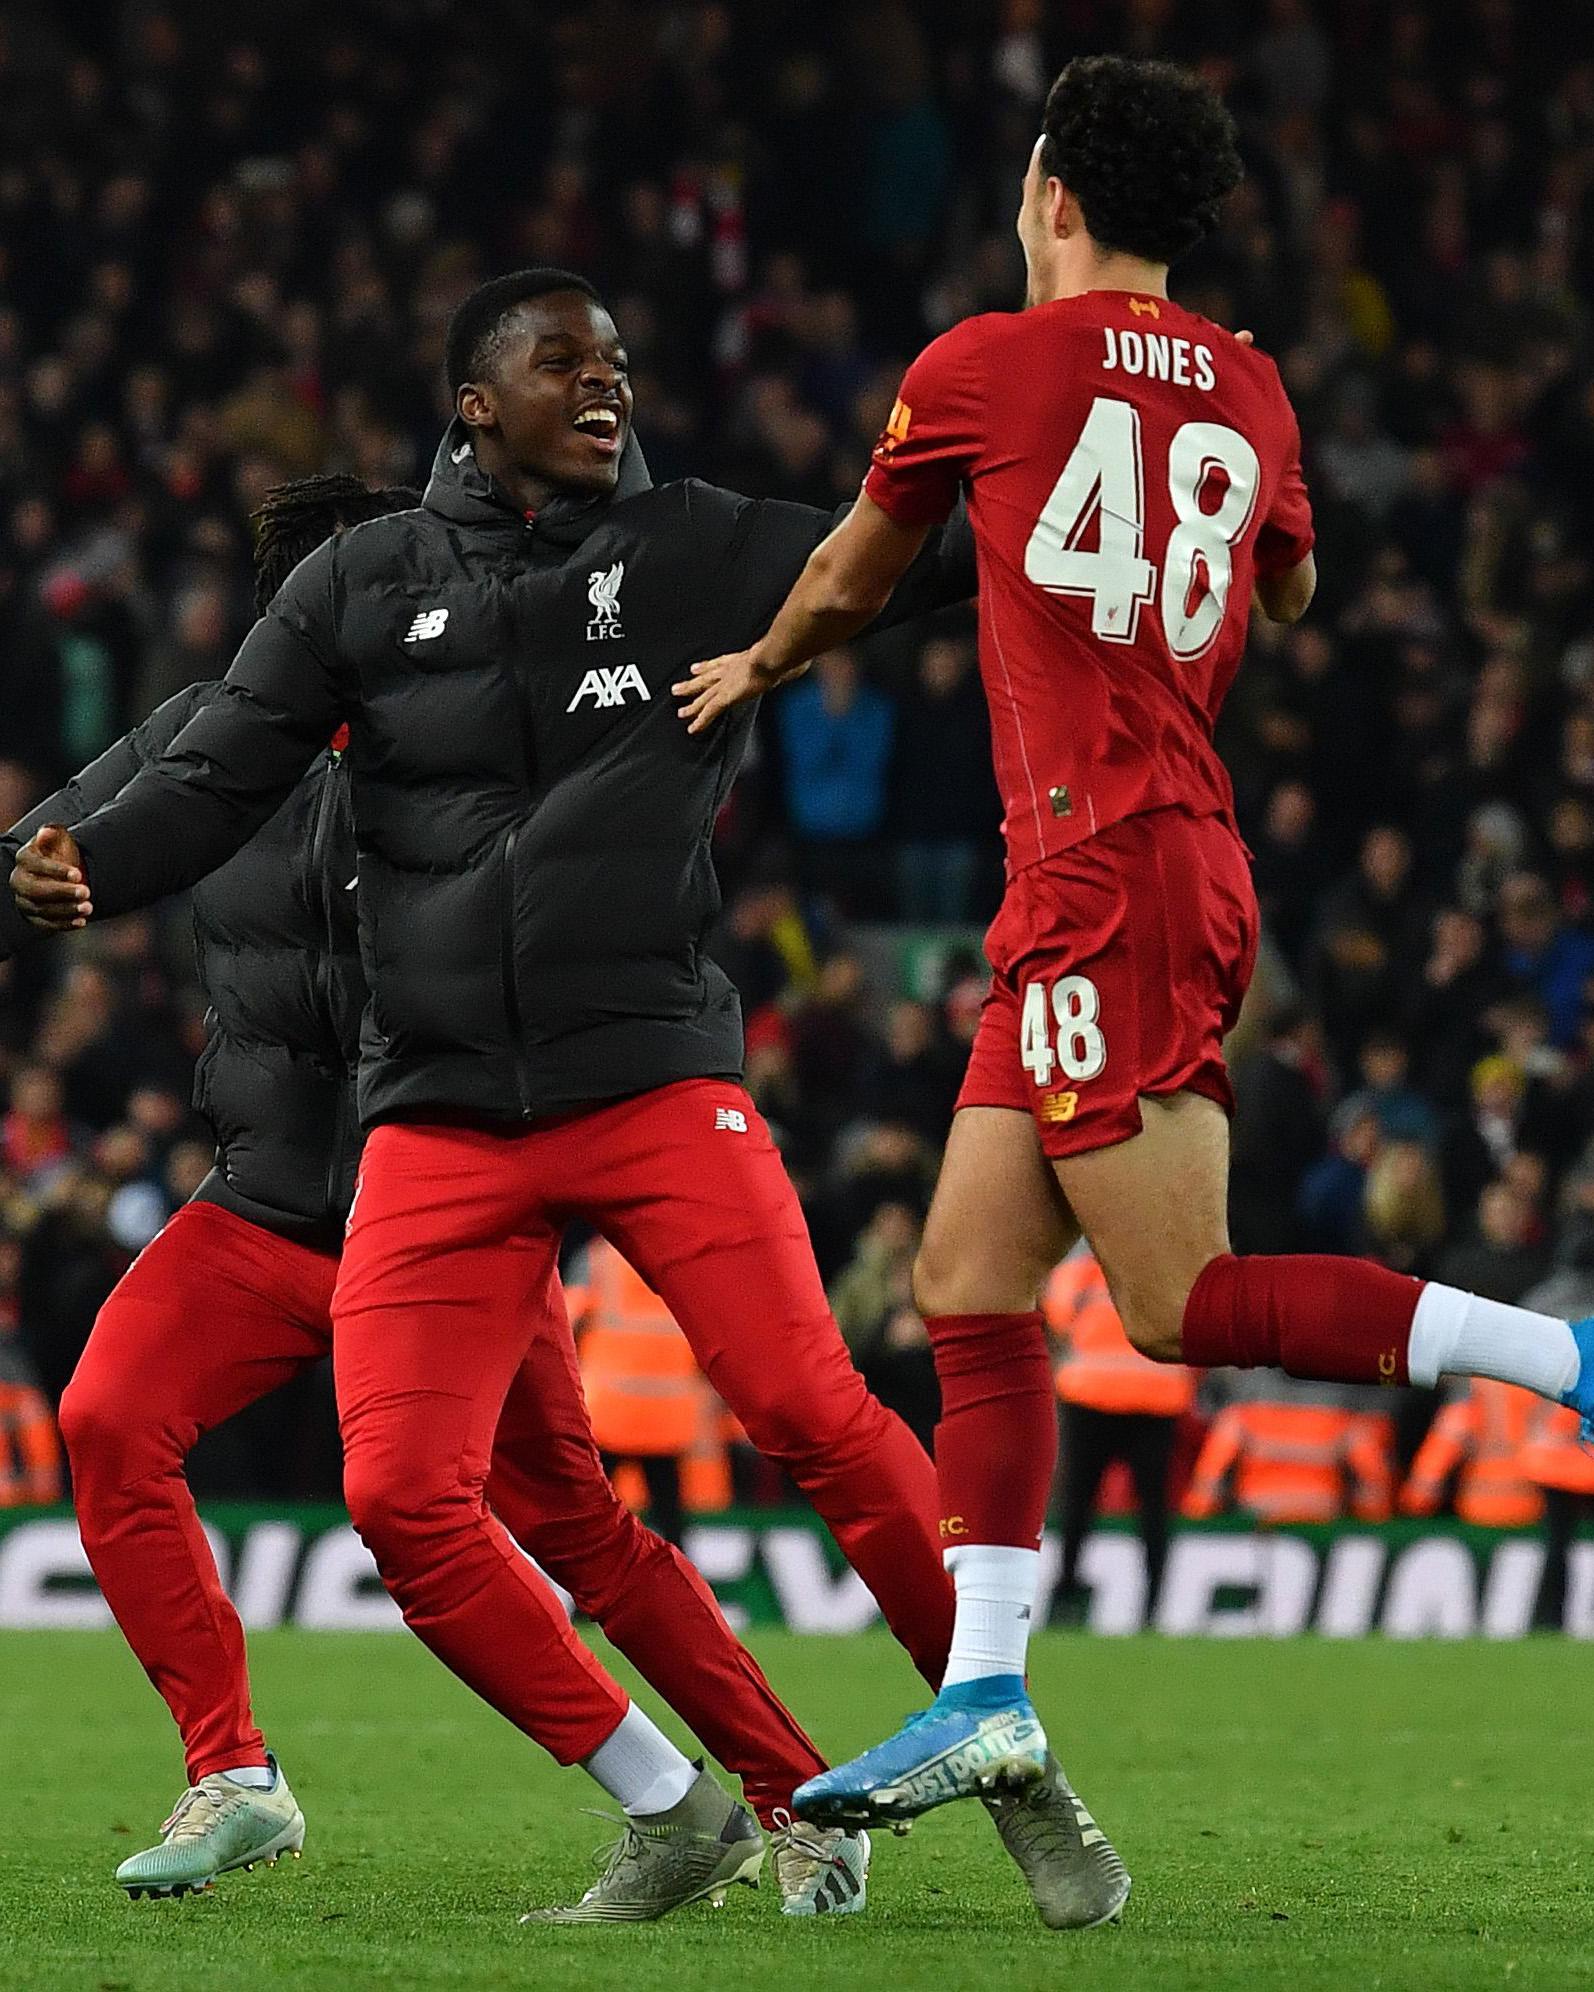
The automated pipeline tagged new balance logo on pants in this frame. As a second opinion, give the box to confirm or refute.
[714,1108,748,1132]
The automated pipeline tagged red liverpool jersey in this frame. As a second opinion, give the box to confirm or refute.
[863,292,1314,874]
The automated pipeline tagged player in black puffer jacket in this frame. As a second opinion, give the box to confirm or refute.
[2,474,833,1903]
[12,273,980,1918]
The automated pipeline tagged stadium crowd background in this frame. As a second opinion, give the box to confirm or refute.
[1,0,1594,1544]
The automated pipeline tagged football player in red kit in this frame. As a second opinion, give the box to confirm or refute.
[681,54,1594,1845]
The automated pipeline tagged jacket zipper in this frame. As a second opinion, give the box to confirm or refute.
[308,754,349,1215]
[499,822,534,1117]
[323,1059,350,1220]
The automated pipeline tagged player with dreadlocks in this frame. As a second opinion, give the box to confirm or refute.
[252,474,413,609]
[0,473,848,1912]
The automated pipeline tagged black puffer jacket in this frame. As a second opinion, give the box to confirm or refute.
[65,426,974,1127]
[1,689,363,1239]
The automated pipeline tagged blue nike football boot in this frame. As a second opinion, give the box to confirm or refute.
[793,1675,1048,1828]
[1561,1316,1594,1442]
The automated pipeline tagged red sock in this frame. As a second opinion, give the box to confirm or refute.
[924,1312,1057,1550]
[1181,1253,1422,1386]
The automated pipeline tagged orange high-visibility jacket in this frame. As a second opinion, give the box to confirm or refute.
[0,1379,63,1507]
[1399,1379,1543,1527]
[1045,1256,1194,1417]
[1519,1400,1594,1497]
[576,1242,701,1458]
[1183,1401,1394,1524]
[680,1383,732,1513]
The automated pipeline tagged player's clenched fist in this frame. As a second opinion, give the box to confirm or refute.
[11,825,92,931]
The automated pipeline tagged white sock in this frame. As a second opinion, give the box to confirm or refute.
[940,1543,1039,1687]
[583,1702,698,1817]
[1407,1282,1580,1397]
[218,1763,275,1790]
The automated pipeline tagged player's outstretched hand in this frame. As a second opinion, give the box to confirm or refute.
[11,825,92,931]
[673,649,769,735]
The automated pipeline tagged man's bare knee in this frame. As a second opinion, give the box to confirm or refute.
[911,1236,1049,1319]
[1119,1301,1185,1364]
[911,1105,1075,1318]
[1110,1258,1225,1363]
[909,1236,960,1317]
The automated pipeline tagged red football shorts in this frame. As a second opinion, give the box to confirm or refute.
[956,807,1259,1159]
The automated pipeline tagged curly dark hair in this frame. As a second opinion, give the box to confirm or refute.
[1039,55,1243,266]
[250,473,418,613]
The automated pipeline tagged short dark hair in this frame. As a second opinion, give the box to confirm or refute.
[250,474,417,612]
[444,267,603,397]
[1039,56,1242,265]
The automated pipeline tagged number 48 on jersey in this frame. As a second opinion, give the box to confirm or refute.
[1022,395,1260,660]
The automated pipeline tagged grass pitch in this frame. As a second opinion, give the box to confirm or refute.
[1,1628,1591,1990]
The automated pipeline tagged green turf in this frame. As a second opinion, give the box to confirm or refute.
[1,1628,1591,1990]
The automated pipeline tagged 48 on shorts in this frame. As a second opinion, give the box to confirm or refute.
[1020,975,1107,1090]
[954,810,1255,1157]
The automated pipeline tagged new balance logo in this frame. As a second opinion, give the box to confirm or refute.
[404,608,449,642]
[566,663,651,712]
[714,1108,748,1132]
[586,560,625,641]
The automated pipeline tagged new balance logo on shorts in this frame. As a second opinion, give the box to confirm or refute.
[714,1108,748,1132]
[404,608,449,642]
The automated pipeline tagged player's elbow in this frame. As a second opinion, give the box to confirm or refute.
[821,574,894,623]
[1273,577,1315,625]
[1257,553,1316,625]
[808,542,893,622]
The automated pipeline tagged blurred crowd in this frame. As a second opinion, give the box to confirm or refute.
[2,2,1594,1548]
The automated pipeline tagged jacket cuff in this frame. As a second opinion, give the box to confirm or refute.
[0,877,33,961]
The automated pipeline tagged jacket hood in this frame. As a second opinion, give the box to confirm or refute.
[422,417,652,544]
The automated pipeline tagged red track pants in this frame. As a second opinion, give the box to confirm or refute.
[60,1197,824,1817]
[333,1080,953,1764]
